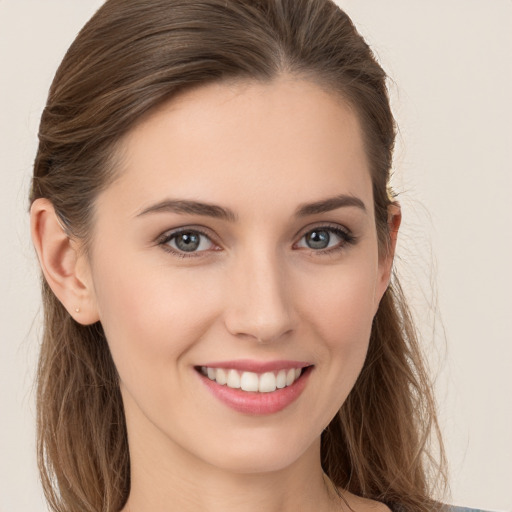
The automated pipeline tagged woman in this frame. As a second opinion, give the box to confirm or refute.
[29,1,484,511]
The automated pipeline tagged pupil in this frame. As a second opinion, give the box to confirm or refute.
[176,232,200,252]
[307,230,330,249]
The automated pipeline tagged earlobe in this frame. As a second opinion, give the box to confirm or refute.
[30,199,100,325]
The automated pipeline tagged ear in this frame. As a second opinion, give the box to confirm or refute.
[374,202,402,305]
[30,198,100,325]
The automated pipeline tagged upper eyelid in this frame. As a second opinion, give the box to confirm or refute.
[158,221,350,238]
[158,225,217,242]
[294,222,352,240]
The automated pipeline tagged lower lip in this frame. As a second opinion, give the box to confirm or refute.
[197,367,312,415]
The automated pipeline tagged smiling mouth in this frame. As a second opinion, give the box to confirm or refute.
[195,366,310,393]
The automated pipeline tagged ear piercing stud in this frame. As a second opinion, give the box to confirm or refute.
[74,307,80,313]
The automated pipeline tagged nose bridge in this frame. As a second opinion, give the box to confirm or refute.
[224,243,295,343]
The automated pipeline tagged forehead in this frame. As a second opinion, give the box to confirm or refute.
[102,77,373,219]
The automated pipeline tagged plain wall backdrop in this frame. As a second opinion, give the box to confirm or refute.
[0,1,510,511]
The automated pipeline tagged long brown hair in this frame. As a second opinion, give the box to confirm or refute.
[31,1,447,511]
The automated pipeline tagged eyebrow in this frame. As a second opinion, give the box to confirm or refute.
[295,194,366,217]
[137,199,238,222]
[136,194,366,221]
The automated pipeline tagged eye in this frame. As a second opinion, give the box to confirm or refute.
[295,226,355,253]
[158,228,217,257]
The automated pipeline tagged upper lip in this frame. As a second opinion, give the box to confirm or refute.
[197,359,312,373]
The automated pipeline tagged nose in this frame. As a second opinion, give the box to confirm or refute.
[223,249,297,344]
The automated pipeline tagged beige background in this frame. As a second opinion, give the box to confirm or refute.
[0,1,510,511]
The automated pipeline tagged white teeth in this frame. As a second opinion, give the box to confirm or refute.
[276,369,287,389]
[201,366,306,392]
[216,368,227,385]
[259,372,276,393]
[240,371,259,392]
[227,369,241,389]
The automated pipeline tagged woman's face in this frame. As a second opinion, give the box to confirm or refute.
[84,77,393,474]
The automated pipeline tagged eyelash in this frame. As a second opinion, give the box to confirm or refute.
[157,224,356,259]
[157,227,216,259]
[296,225,357,256]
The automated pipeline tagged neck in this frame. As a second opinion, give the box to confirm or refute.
[122,426,339,512]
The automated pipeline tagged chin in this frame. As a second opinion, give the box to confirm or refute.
[193,425,320,475]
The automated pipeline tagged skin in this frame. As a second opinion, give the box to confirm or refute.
[31,76,399,512]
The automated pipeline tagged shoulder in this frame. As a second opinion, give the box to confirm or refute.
[337,490,391,511]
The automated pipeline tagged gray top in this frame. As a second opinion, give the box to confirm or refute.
[390,506,489,512]
[451,509,490,512]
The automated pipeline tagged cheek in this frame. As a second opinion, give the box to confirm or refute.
[91,256,221,386]
[302,258,378,345]
[298,256,379,407]
[317,284,374,380]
